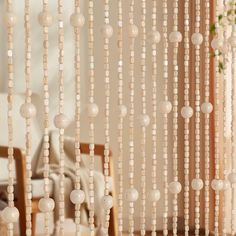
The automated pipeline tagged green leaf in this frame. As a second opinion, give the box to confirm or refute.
[210,24,216,35]
[218,14,223,21]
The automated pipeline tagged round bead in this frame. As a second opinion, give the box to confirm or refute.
[181,106,193,119]
[158,101,172,114]
[228,172,236,184]
[1,207,19,223]
[138,114,150,127]
[191,178,204,191]
[125,188,139,202]
[38,12,53,27]
[87,103,99,118]
[101,24,113,38]
[119,105,127,118]
[101,195,113,210]
[54,113,69,129]
[211,38,223,50]
[38,197,55,212]
[70,13,85,27]
[191,32,203,45]
[149,31,161,44]
[169,181,182,194]
[129,24,139,38]
[148,189,161,202]
[20,103,37,119]
[228,35,236,47]
[211,179,224,191]
[70,189,85,204]
[5,13,17,27]
[169,31,182,43]
[223,179,231,190]
[201,102,213,114]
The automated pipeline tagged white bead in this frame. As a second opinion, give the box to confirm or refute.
[149,31,161,44]
[87,103,99,117]
[129,24,139,38]
[138,114,150,127]
[54,113,69,129]
[119,105,127,118]
[211,38,223,50]
[20,103,37,118]
[38,197,55,212]
[5,13,16,27]
[169,31,182,43]
[228,172,236,184]
[101,24,113,38]
[38,12,53,27]
[158,101,172,114]
[169,181,182,194]
[211,179,224,191]
[125,188,139,202]
[1,207,19,223]
[201,102,213,114]
[223,180,231,190]
[228,35,236,47]
[70,13,85,27]
[70,189,85,204]
[101,195,113,210]
[148,189,161,202]
[191,178,204,191]
[181,106,193,119]
[191,32,203,45]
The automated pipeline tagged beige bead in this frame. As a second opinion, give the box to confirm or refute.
[38,12,53,27]
[129,24,139,38]
[5,13,17,27]
[101,24,113,38]
[70,13,85,27]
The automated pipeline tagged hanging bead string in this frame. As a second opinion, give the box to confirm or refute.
[1,0,19,235]
[38,1,54,235]
[69,0,85,235]
[100,0,113,234]
[150,0,161,235]
[162,0,170,234]
[169,0,182,235]
[182,0,192,235]
[191,1,204,235]
[117,0,126,235]
[125,1,139,235]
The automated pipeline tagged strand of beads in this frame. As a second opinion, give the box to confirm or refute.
[139,0,149,235]
[38,1,55,235]
[117,0,126,235]
[1,1,19,235]
[191,1,204,235]
[181,0,193,234]
[69,0,85,235]
[161,0,171,234]
[149,0,161,235]
[125,1,139,235]
[87,1,98,235]
[100,0,113,235]
[169,0,182,235]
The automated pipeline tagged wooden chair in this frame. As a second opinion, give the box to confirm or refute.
[0,144,118,236]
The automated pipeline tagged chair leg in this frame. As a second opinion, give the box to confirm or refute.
[15,200,26,236]
[31,213,36,236]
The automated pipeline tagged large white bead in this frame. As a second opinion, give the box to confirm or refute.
[70,189,85,204]
[228,172,236,184]
[169,181,182,194]
[211,179,224,191]
[119,105,127,118]
[169,31,182,43]
[149,31,161,44]
[191,178,204,191]
[5,13,17,27]
[181,106,193,119]
[228,35,236,47]
[20,103,37,119]
[138,114,150,127]
[201,102,213,114]
[70,13,85,27]
[54,113,69,129]
[211,38,223,50]
[38,12,53,27]
[148,189,161,202]
[158,101,172,114]
[191,32,203,45]
[101,24,113,38]
[129,24,139,38]
[38,197,55,212]
[101,195,113,210]
[223,180,231,190]
[125,188,139,202]
[1,207,19,223]
[87,103,99,117]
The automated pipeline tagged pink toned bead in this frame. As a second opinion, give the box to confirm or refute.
[20,103,37,119]
[54,113,69,129]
